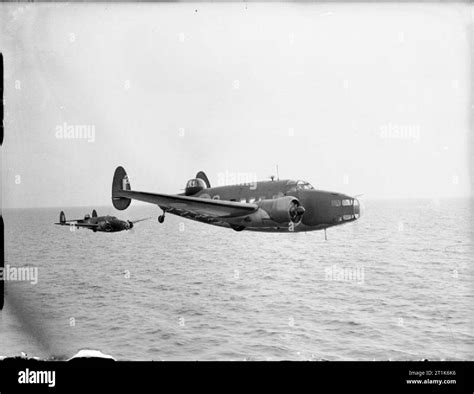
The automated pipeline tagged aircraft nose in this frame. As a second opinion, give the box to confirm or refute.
[353,198,361,219]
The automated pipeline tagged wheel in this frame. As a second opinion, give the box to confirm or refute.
[158,215,165,223]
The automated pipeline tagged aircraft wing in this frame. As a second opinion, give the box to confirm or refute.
[55,222,100,229]
[131,217,152,224]
[115,190,258,218]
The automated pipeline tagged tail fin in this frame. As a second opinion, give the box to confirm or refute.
[196,171,210,188]
[112,166,132,210]
[92,209,98,218]
[60,211,66,224]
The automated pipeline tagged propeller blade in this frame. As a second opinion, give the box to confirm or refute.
[296,206,305,215]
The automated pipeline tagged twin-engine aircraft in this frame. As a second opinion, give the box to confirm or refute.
[111,166,360,234]
[55,209,149,233]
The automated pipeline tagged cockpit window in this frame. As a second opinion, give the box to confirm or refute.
[342,199,353,206]
[331,200,341,207]
[296,180,314,190]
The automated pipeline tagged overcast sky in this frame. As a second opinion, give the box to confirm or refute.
[1,2,471,208]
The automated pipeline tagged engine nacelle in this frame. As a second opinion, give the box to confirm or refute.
[258,196,305,224]
[185,178,207,196]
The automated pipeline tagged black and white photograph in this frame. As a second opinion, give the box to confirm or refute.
[0,0,473,390]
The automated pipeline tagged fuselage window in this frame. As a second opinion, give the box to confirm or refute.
[331,200,341,207]
[342,199,353,206]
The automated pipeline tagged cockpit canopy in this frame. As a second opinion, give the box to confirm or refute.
[296,180,314,190]
[185,178,207,196]
[286,180,315,193]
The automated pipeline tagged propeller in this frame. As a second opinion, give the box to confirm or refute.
[289,200,306,223]
[127,217,151,232]
[103,222,113,232]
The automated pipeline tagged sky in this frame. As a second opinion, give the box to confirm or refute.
[0,2,472,208]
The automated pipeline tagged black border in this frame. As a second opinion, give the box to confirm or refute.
[0,360,473,393]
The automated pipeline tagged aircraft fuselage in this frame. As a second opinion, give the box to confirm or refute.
[174,179,360,232]
[82,216,132,232]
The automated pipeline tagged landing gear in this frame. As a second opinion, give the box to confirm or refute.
[158,210,166,223]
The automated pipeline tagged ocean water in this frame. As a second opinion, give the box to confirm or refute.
[1,199,473,360]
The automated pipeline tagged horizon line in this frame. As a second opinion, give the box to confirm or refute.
[2,196,473,210]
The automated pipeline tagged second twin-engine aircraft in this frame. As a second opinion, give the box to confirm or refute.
[55,209,150,233]
[111,166,360,233]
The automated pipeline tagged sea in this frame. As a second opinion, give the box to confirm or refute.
[1,198,473,361]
